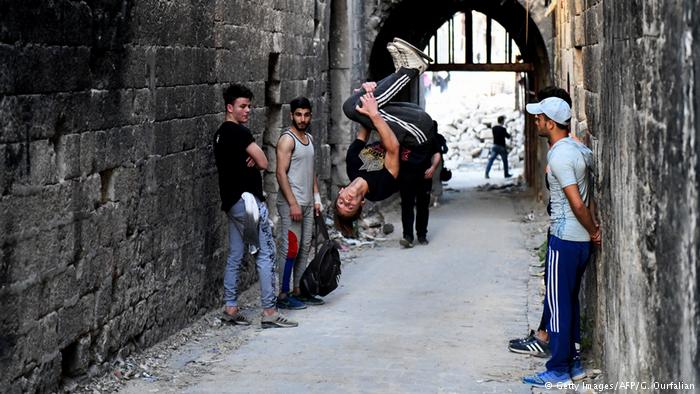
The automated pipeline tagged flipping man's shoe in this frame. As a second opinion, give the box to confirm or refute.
[390,38,431,74]
[386,42,402,72]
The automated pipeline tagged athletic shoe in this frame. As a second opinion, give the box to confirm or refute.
[391,38,431,74]
[509,329,536,346]
[261,311,298,329]
[220,311,251,326]
[400,238,414,248]
[570,359,587,381]
[508,334,550,357]
[393,38,434,62]
[522,370,573,388]
[276,294,307,310]
[296,294,325,305]
[386,42,402,72]
[417,236,429,245]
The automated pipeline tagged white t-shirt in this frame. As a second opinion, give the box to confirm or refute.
[547,137,594,242]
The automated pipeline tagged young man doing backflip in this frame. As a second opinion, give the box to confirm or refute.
[334,38,435,236]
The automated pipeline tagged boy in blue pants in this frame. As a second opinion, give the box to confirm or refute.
[522,96,601,388]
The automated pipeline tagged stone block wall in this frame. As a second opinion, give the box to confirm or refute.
[0,0,331,391]
[553,0,699,385]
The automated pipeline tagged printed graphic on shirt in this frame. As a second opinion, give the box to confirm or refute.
[359,144,387,172]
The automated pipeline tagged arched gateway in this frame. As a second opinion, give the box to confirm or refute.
[367,0,552,189]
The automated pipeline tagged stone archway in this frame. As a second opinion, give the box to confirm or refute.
[367,0,552,190]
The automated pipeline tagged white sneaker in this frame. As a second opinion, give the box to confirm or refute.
[386,42,402,72]
[391,37,432,74]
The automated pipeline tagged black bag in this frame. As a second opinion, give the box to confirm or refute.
[440,167,452,182]
[300,215,342,297]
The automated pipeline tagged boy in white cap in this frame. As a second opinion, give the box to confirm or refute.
[522,96,601,388]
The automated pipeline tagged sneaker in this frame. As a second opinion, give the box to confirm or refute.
[522,370,573,388]
[220,310,251,326]
[393,38,434,62]
[508,334,550,357]
[391,38,431,74]
[261,311,298,329]
[276,294,307,310]
[570,359,587,381]
[417,236,429,245]
[505,173,513,178]
[509,329,536,346]
[399,238,414,248]
[296,294,325,305]
[386,42,402,72]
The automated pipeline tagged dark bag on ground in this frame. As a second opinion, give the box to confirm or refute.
[300,215,342,297]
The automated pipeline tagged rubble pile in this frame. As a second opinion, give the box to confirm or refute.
[437,103,525,170]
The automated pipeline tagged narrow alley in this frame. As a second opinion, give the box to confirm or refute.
[111,172,548,393]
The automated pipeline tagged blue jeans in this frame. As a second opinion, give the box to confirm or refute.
[224,198,277,309]
[485,145,510,177]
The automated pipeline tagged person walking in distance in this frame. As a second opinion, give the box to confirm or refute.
[485,115,512,179]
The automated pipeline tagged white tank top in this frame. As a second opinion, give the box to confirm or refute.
[281,129,315,206]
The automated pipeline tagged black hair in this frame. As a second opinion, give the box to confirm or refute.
[536,86,572,107]
[223,84,253,106]
[333,195,362,238]
[497,115,506,124]
[290,96,312,113]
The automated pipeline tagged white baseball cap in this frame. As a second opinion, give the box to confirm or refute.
[526,97,571,125]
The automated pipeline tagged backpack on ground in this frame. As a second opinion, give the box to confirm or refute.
[300,215,341,297]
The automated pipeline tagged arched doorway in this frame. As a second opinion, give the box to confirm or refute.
[368,0,551,189]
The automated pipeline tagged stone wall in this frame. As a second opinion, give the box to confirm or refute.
[553,0,700,385]
[0,0,331,391]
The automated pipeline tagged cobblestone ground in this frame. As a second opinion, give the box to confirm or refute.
[108,170,558,393]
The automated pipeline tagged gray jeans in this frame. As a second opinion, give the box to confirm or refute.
[276,201,315,291]
[225,198,277,309]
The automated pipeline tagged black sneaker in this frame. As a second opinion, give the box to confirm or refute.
[296,294,325,305]
[508,334,550,357]
[417,236,429,245]
[400,238,414,248]
[509,329,536,346]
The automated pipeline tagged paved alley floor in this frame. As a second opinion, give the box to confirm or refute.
[118,170,549,393]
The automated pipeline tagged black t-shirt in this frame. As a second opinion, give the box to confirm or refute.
[346,139,399,202]
[492,125,511,147]
[213,122,264,212]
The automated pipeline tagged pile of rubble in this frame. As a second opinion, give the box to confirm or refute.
[438,104,525,170]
